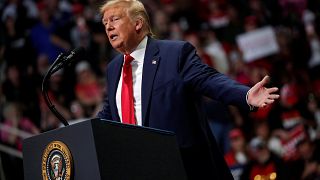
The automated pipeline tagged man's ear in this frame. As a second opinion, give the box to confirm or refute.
[135,17,143,31]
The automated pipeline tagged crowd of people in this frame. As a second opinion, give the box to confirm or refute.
[0,0,320,179]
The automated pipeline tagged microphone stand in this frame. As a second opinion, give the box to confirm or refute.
[41,53,69,126]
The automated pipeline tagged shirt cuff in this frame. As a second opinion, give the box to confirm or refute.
[246,90,258,112]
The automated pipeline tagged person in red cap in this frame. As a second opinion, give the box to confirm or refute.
[224,128,248,179]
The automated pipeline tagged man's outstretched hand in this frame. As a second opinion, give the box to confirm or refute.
[247,76,280,108]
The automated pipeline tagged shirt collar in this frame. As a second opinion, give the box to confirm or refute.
[127,36,148,64]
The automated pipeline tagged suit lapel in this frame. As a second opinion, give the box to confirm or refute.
[141,38,160,125]
[109,55,123,122]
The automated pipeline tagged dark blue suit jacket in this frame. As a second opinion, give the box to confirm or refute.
[97,37,250,179]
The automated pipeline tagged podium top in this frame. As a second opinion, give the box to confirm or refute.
[23,118,186,180]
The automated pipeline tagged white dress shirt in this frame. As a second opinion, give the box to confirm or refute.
[116,36,148,125]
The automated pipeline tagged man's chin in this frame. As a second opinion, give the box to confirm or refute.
[112,45,126,54]
[110,42,122,51]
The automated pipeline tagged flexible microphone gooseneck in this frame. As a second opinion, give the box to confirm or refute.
[41,47,85,126]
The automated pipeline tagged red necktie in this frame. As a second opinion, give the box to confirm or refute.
[121,55,136,125]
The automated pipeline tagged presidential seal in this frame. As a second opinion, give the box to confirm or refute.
[42,141,73,180]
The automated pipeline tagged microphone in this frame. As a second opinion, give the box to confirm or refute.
[63,47,85,66]
[51,47,85,74]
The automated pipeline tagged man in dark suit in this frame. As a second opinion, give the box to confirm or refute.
[97,0,279,179]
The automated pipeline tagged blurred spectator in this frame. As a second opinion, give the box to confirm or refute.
[29,1,69,64]
[279,0,307,19]
[152,10,170,39]
[207,1,229,30]
[204,30,229,74]
[184,32,214,67]
[0,102,35,180]
[2,65,23,102]
[83,0,101,22]
[0,102,39,150]
[305,21,320,78]
[1,65,40,125]
[220,4,244,44]
[243,15,259,32]
[69,100,87,121]
[74,61,103,117]
[241,137,287,180]
[254,120,271,141]
[1,1,35,69]
[36,54,50,79]
[307,93,320,139]
[224,128,248,180]
[228,48,251,86]
[168,22,184,40]
[248,0,270,26]
[268,83,309,161]
[70,3,89,48]
[295,138,320,179]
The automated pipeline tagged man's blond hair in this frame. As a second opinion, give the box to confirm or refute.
[100,0,153,37]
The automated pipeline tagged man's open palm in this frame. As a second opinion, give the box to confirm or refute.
[247,76,280,108]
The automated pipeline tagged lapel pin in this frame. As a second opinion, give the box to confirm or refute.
[152,60,157,65]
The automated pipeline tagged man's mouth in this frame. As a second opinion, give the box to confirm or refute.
[109,34,118,41]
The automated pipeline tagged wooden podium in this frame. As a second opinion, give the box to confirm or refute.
[22,118,187,180]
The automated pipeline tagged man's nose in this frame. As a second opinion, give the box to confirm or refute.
[106,23,114,31]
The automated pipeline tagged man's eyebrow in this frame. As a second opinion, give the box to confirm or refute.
[102,15,112,23]
[103,15,118,20]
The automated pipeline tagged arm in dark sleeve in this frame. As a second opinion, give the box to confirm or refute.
[96,65,113,120]
[179,42,250,111]
[96,96,112,120]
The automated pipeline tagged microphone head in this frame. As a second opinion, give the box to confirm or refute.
[70,47,85,58]
[66,47,86,63]
[72,47,85,54]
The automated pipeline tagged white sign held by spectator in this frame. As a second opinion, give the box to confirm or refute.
[236,26,279,62]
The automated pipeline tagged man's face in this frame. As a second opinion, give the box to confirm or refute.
[102,6,141,53]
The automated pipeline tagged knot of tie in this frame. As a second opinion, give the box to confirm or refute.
[124,54,134,65]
